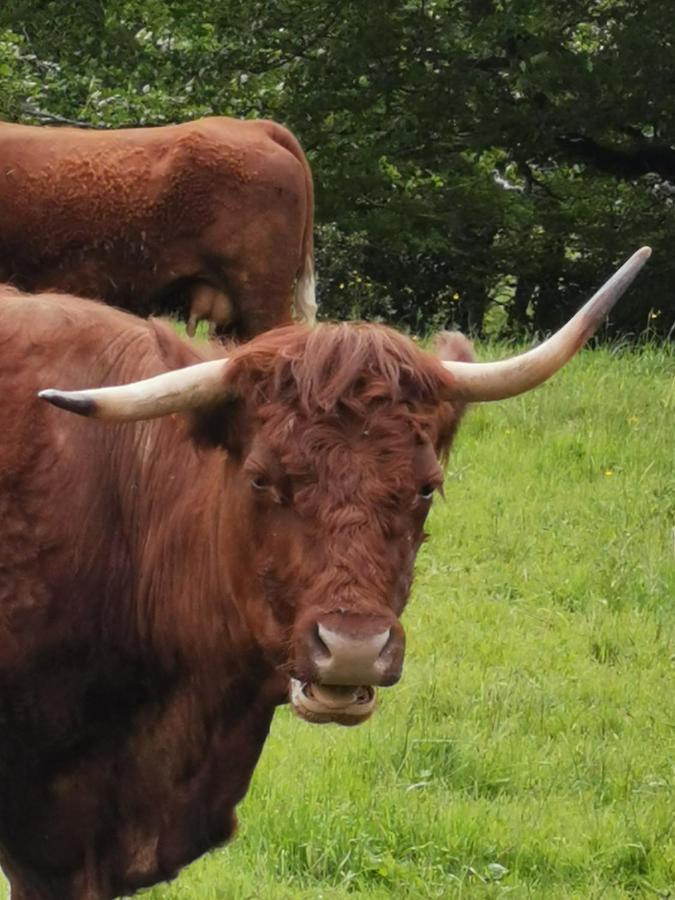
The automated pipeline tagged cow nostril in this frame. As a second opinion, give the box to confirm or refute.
[375,628,392,659]
[374,627,392,659]
[309,623,331,662]
[378,628,393,658]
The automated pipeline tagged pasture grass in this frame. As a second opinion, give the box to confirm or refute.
[3,341,674,898]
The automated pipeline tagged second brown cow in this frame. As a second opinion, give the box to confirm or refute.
[0,116,316,338]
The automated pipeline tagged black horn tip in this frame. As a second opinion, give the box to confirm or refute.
[38,389,96,417]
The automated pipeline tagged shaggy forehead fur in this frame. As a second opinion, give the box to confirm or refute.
[222,322,469,433]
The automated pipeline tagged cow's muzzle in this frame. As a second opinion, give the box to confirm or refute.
[290,612,405,726]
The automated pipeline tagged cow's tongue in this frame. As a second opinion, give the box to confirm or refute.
[289,678,377,724]
[306,683,374,708]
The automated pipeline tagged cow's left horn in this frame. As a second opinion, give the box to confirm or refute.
[39,359,229,421]
[441,247,651,402]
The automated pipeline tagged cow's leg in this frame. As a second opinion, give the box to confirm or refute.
[227,269,295,341]
[186,313,199,338]
[238,288,294,340]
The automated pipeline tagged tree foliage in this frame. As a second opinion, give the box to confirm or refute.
[0,0,673,337]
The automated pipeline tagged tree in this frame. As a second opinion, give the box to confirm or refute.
[0,0,672,337]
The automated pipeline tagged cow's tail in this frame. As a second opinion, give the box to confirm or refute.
[295,244,317,326]
[266,122,317,325]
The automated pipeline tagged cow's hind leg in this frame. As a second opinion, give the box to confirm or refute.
[226,268,295,341]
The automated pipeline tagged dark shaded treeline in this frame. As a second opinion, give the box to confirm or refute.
[0,0,673,337]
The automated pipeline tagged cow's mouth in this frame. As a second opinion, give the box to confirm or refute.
[290,678,376,726]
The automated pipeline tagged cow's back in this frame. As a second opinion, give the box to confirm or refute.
[0,120,219,300]
[0,117,281,244]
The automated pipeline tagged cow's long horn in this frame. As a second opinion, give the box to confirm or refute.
[441,247,651,402]
[39,359,229,421]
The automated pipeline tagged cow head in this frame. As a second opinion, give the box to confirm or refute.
[187,324,474,725]
[39,247,650,726]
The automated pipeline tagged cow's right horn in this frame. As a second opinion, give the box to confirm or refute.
[440,247,651,402]
[39,358,229,421]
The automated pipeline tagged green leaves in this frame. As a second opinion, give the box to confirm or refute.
[0,0,671,337]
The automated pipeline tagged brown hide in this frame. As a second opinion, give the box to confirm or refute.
[0,116,315,338]
[0,287,469,899]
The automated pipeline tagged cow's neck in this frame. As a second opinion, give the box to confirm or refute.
[102,418,285,890]
[108,415,263,680]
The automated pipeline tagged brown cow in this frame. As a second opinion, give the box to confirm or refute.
[0,116,316,338]
[0,248,649,899]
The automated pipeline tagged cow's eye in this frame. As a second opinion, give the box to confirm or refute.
[251,475,269,491]
[419,484,435,500]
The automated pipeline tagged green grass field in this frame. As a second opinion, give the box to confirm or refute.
[3,343,674,899]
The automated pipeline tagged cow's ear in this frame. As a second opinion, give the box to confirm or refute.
[189,395,251,460]
[432,331,475,460]
[149,318,248,453]
[432,331,475,364]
